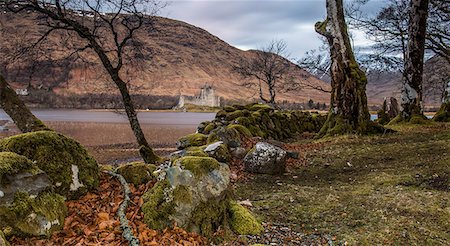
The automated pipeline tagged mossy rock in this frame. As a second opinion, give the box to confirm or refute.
[204,142,231,163]
[115,162,157,186]
[216,110,228,119]
[0,131,99,199]
[176,133,208,150]
[223,106,236,112]
[0,152,36,184]
[0,191,67,237]
[141,180,174,229]
[142,156,231,237]
[175,156,220,178]
[185,150,209,158]
[248,104,273,112]
[203,123,216,134]
[225,110,245,121]
[196,121,210,134]
[228,201,263,235]
[227,124,252,138]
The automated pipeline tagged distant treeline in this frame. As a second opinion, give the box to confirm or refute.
[20,89,333,110]
[21,90,179,109]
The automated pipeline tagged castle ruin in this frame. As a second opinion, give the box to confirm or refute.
[177,85,221,108]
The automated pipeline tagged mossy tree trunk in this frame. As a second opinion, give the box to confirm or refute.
[315,0,374,137]
[400,0,429,120]
[433,81,450,121]
[0,73,48,132]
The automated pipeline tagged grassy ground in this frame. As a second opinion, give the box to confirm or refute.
[235,123,449,245]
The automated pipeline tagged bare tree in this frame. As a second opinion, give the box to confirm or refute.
[400,0,429,120]
[315,0,380,136]
[234,40,291,105]
[0,73,49,132]
[6,0,163,163]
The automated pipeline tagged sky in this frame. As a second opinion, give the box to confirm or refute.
[160,0,387,60]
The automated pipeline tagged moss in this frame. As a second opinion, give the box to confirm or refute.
[216,110,228,118]
[247,125,265,138]
[251,111,261,119]
[185,150,209,157]
[203,123,216,134]
[115,162,156,186]
[388,115,403,125]
[227,124,252,138]
[173,185,192,204]
[190,195,230,237]
[142,180,175,229]
[0,230,9,246]
[0,131,99,199]
[409,115,430,125]
[175,156,220,178]
[223,106,236,112]
[433,102,450,122]
[205,143,231,163]
[0,152,34,184]
[177,133,208,149]
[0,191,66,237]
[225,110,245,121]
[248,104,273,112]
[207,132,220,144]
[377,109,391,125]
[234,116,253,126]
[228,201,263,235]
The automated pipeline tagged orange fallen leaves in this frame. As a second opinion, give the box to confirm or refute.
[9,173,207,246]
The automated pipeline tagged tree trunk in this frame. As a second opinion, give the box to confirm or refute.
[401,0,429,120]
[115,77,159,164]
[433,81,450,122]
[315,0,377,137]
[0,73,49,133]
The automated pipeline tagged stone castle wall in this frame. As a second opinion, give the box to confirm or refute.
[177,85,221,108]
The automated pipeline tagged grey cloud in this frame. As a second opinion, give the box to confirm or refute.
[161,0,387,59]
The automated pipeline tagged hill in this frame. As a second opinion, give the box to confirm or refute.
[0,7,329,108]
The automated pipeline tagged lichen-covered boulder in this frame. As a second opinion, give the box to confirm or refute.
[115,162,157,186]
[244,142,287,174]
[204,141,231,163]
[142,156,230,236]
[228,201,263,235]
[0,152,67,237]
[176,133,208,150]
[0,131,100,199]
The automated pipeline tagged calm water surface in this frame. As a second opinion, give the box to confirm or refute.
[0,110,215,125]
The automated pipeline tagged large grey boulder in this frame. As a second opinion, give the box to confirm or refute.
[141,156,230,236]
[244,142,287,174]
[0,152,67,237]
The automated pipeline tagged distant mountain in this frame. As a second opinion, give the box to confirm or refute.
[365,55,450,106]
[0,7,329,106]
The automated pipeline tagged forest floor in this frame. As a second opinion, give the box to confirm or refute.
[234,123,450,245]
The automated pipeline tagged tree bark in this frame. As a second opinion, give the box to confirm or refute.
[315,0,377,137]
[401,0,429,120]
[0,73,49,133]
[115,77,159,163]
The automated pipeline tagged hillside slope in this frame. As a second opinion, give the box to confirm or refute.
[0,8,329,105]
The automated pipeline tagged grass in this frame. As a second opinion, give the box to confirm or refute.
[235,123,450,245]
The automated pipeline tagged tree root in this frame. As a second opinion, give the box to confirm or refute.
[106,171,140,246]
